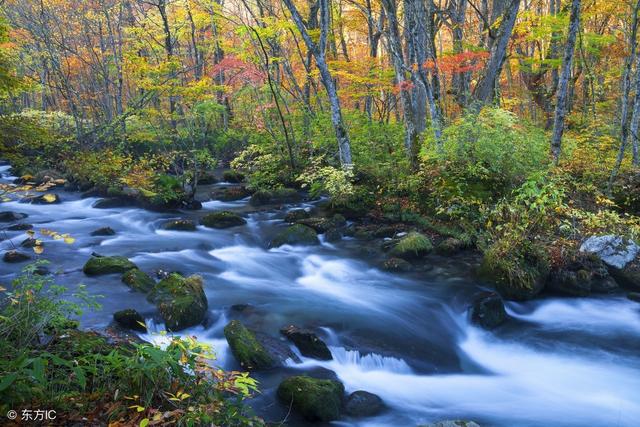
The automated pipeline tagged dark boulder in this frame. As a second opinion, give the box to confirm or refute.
[113,309,147,332]
[162,219,197,231]
[21,193,61,204]
[344,390,384,418]
[547,252,618,296]
[277,376,344,422]
[280,325,332,360]
[93,197,135,209]
[469,292,508,329]
[20,237,40,248]
[628,292,640,303]
[91,227,116,236]
[3,250,30,263]
[0,211,28,222]
[297,214,346,233]
[200,211,246,228]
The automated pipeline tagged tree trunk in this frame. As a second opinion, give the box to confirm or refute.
[551,0,581,164]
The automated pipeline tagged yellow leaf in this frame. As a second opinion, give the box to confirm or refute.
[42,194,57,203]
[64,236,75,244]
[33,245,44,255]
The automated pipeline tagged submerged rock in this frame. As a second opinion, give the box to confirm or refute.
[469,292,508,329]
[580,235,639,269]
[0,211,28,222]
[162,219,197,231]
[224,320,274,369]
[91,227,116,236]
[200,211,246,228]
[280,325,332,360]
[7,223,33,231]
[20,237,40,248]
[92,197,135,209]
[277,376,344,422]
[83,256,137,276]
[113,309,146,332]
[122,269,155,293]
[388,232,433,259]
[270,224,319,247]
[628,292,640,303]
[250,188,301,206]
[344,390,384,417]
[148,273,208,331]
[3,250,30,263]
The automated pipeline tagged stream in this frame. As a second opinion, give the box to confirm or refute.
[1,163,640,427]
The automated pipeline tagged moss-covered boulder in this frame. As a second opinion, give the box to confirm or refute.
[222,170,245,183]
[469,292,508,329]
[277,376,344,422]
[250,188,301,206]
[479,241,549,301]
[200,211,246,228]
[162,219,197,231]
[147,273,208,331]
[270,224,319,247]
[113,309,146,332]
[389,232,433,259]
[297,214,346,233]
[122,269,155,293]
[436,238,467,255]
[83,256,137,276]
[223,320,274,369]
[284,208,311,223]
[344,390,384,418]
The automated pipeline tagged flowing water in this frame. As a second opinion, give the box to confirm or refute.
[1,163,639,427]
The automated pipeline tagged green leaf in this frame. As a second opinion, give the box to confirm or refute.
[0,373,18,392]
[140,419,149,427]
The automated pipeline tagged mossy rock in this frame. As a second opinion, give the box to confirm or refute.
[479,241,549,301]
[122,269,155,293]
[91,227,116,236]
[389,232,433,259]
[148,273,208,331]
[224,320,274,369]
[223,170,245,183]
[50,330,112,359]
[217,186,251,201]
[201,211,246,229]
[162,219,197,231]
[436,238,467,255]
[113,309,146,332]
[381,257,412,272]
[277,376,344,422]
[83,256,137,276]
[250,188,301,206]
[270,224,319,247]
[284,208,311,223]
[296,214,346,233]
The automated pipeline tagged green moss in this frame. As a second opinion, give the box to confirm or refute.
[479,240,549,300]
[223,320,274,369]
[122,269,155,293]
[296,214,346,233]
[270,224,319,247]
[200,211,246,228]
[162,219,197,231]
[276,376,344,422]
[389,232,433,259]
[113,309,146,332]
[148,274,208,331]
[83,256,137,276]
[223,170,245,183]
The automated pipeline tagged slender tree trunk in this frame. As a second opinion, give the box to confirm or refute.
[551,0,581,164]
[283,0,353,166]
